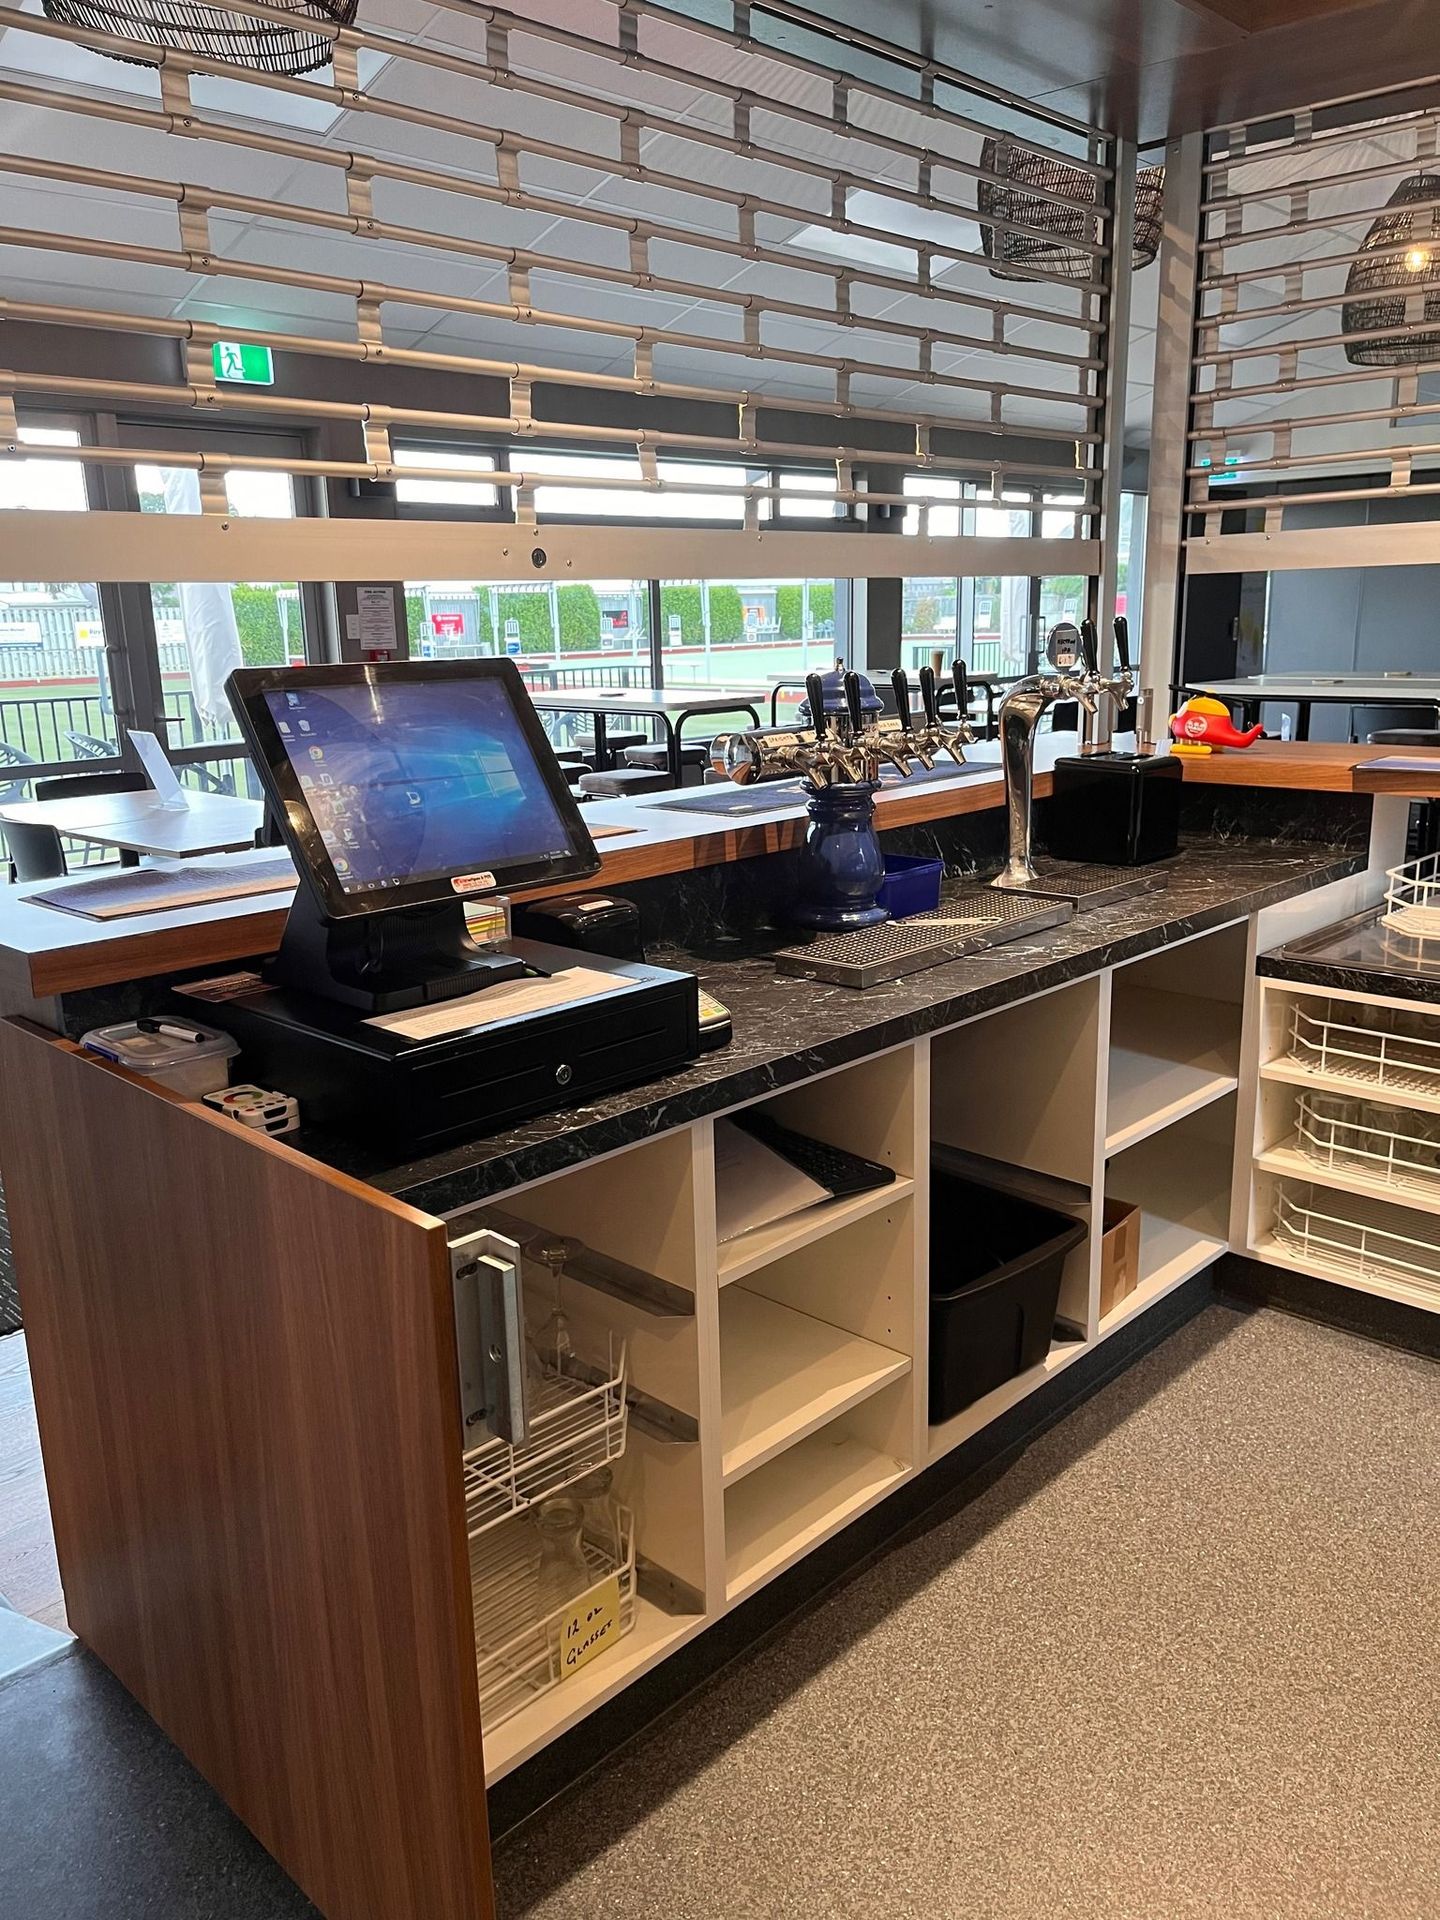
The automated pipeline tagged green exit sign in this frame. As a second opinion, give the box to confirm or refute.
[212,341,274,386]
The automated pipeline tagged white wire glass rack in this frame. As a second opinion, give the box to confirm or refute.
[1294,1091,1440,1198]
[1273,1182,1440,1298]
[473,1504,636,1729]
[1286,1000,1440,1099]
[1383,853,1440,943]
[463,1338,627,1541]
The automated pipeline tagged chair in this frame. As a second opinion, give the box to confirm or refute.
[574,729,646,771]
[64,730,119,760]
[36,770,147,869]
[577,768,671,799]
[0,740,38,801]
[624,743,708,788]
[4,819,66,885]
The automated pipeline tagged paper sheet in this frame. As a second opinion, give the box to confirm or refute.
[713,1119,830,1244]
[363,964,629,1040]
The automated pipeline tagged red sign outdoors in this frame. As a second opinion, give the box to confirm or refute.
[431,612,464,637]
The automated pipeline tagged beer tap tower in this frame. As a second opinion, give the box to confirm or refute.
[708,660,976,929]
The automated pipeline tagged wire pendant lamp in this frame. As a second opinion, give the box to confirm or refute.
[41,0,358,76]
[1341,172,1440,367]
[977,139,1164,282]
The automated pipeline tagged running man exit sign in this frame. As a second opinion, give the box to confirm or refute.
[212,342,275,386]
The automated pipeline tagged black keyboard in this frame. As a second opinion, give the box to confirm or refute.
[733,1109,896,1200]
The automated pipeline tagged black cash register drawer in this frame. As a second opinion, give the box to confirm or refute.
[184,951,700,1151]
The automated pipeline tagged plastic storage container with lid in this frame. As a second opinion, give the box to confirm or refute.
[81,1017,240,1098]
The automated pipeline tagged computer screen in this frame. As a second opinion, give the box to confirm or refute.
[228,660,600,918]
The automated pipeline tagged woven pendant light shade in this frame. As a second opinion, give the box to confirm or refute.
[978,140,1165,282]
[1341,173,1440,367]
[41,0,357,76]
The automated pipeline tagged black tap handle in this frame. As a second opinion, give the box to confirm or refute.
[1079,619,1099,676]
[805,672,828,741]
[1113,615,1132,674]
[843,671,865,735]
[891,667,914,731]
[918,664,939,726]
[952,657,969,723]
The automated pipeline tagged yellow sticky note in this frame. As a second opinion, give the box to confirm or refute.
[559,1574,621,1681]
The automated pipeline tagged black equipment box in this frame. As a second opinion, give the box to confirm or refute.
[177,940,699,1152]
[1045,751,1182,868]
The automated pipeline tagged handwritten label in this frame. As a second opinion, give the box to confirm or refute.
[559,1574,621,1681]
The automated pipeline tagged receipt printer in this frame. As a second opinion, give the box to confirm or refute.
[511,893,644,961]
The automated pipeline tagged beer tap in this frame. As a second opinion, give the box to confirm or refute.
[711,657,974,790]
[891,668,933,770]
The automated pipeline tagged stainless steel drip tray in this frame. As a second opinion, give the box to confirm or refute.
[773,889,1073,989]
[989,858,1174,912]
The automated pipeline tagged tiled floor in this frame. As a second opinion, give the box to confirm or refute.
[0,1333,64,1629]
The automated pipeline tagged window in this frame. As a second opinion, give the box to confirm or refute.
[394,448,499,509]
[136,464,306,787]
[403,578,653,684]
[517,454,750,524]
[659,578,841,687]
[0,427,120,787]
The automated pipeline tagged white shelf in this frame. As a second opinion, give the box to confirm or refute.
[1249,1234,1440,1319]
[724,1432,906,1602]
[1258,1140,1440,1218]
[1106,986,1241,1153]
[927,1334,1088,1463]
[482,1598,706,1782]
[1099,1216,1226,1335]
[1260,1057,1440,1119]
[719,1287,910,1486]
[717,1176,914,1286]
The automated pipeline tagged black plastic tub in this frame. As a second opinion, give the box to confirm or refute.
[929,1165,1087,1423]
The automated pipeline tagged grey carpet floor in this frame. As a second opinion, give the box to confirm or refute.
[493,1304,1440,1920]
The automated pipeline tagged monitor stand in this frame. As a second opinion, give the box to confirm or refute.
[264,891,529,1014]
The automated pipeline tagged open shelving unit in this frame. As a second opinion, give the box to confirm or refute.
[719,1286,910,1485]
[1246,978,1440,1320]
[1103,1099,1234,1332]
[724,1412,910,1602]
[718,1176,915,1286]
[1105,926,1245,1153]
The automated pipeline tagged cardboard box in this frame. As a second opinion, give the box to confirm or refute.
[1099,1197,1141,1318]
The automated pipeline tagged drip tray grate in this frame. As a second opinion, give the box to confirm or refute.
[774,890,1072,988]
[990,859,1173,911]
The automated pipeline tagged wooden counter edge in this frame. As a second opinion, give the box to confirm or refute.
[14,743,1440,1000]
[0,1017,496,1920]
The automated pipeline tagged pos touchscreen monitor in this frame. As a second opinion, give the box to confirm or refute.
[229,658,600,917]
[226,659,601,1011]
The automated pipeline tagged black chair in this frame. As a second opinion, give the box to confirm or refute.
[577,768,671,799]
[4,819,67,884]
[36,770,147,869]
[255,806,286,849]
[624,743,708,788]
[574,729,646,771]
[1368,729,1440,859]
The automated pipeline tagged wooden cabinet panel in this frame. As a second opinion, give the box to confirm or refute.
[0,1021,493,1920]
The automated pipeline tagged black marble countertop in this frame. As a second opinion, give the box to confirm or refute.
[283,839,1366,1217]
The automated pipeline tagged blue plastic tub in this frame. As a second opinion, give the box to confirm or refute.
[875,853,943,919]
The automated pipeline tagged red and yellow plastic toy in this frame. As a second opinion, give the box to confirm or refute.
[1169,694,1265,755]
